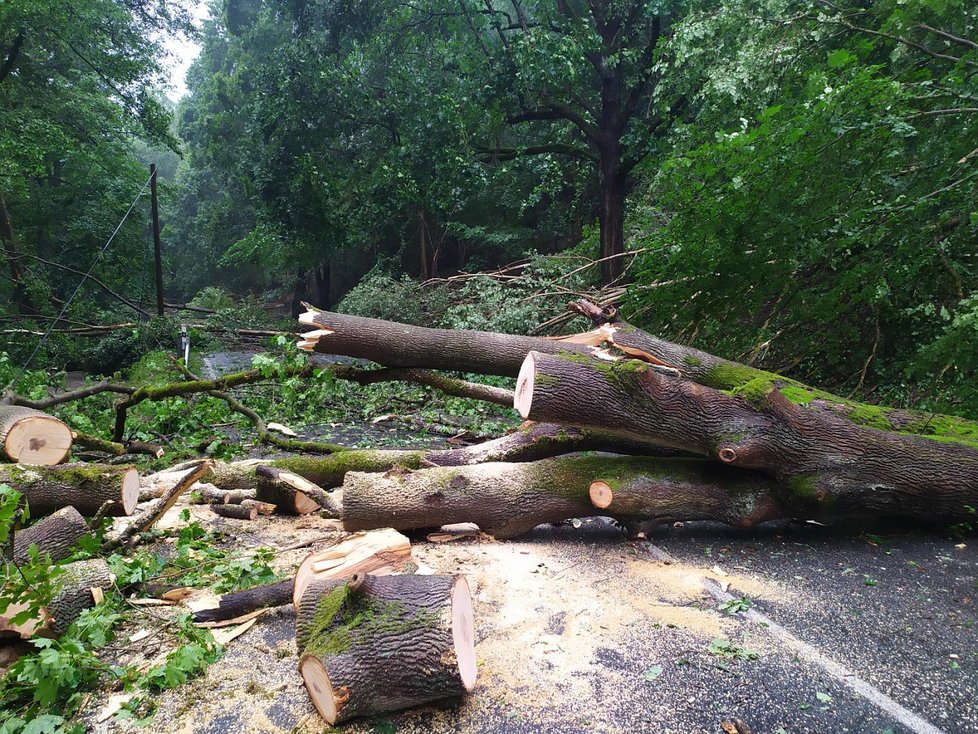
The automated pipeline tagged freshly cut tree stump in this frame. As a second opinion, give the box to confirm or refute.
[292,528,414,607]
[13,506,89,564]
[0,406,72,465]
[209,503,257,521]
[255,465,335,515]
[1,558,113,639]
[296,573,476,725]
[0,463,139,516]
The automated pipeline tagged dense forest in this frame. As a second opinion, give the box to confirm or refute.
[2,3,978,733]
[2,0,976,414]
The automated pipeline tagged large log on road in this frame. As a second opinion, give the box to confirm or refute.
[0,463,139,516]
[515,351,978,523]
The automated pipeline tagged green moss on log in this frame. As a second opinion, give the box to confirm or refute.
[302,585,441,659]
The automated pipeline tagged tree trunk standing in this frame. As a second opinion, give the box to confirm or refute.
[314,263,330,309]
[150,164,164,317]
[290,267,308,318]
[417,210,429,280]
[598,146,628,285]
[0,191,33,313]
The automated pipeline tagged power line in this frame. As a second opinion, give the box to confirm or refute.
[4,171,155,393]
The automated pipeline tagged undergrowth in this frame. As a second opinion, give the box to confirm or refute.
[0,485,282,733]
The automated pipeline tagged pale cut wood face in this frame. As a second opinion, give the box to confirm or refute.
[5,416,72,465]
[452,576,477,691]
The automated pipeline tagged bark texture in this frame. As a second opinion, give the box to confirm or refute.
[255,465,335,515]
[13,506,89,564]
[0,464,139,516]
[296,573,475,725]
[517,351,978,523]
[209,503,257,521]
[191,579,294,624]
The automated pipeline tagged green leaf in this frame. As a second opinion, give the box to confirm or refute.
[642,665,663,682]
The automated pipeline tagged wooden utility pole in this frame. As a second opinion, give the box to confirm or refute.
[150,163,164,317]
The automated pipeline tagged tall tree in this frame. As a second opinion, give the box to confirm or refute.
[468,1,693,284]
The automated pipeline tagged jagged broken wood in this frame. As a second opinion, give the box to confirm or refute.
[0,405,72,465]
[296,573,476,725]
[0,464,139,516]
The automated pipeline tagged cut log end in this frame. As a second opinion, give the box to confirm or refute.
[514,353,537,418]
[121,468,140,515]
[298,655,341,725]
[451,576,477,692]
[3,414,73,465]
[589,480,614,510]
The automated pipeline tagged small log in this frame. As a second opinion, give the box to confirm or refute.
[292,528,414,607]
[255,465,335,515]
[0,464,139,516]
[240,499,276,515]
[209,503,258,521]
[296,573,476,725]
[0,405,72,465]
[191,579,294,624]
[1,558,113,639]
[13,506,89,564]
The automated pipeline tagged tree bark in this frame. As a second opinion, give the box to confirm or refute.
[13,506,89,564]
[296,573,476,725]
[598,153,627,285]
[191,579,294,624]
[204,422,670,491]
[297,305,599,377]
[255,465,336,515]
[516,351,978,523]
[338,455,787,538]
[0,405,73,465]
[0,464,139,516]
[209,503,257,521]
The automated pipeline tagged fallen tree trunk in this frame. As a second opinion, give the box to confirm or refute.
[209,503,257,521]
[13,506,89,564]
[0,405,72,465]
[338,456,788,538]
[1,558,113,639]
[296,573,476,725]
[567,299,978,444]
[255,465,337,515]
[204,422,669,491]
[515,351,978,523]
[0,464,139,516]
[297,304,600,376]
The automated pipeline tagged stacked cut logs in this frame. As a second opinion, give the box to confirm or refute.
[289,300,978,533]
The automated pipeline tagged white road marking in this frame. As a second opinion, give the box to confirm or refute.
[643,543,948,734]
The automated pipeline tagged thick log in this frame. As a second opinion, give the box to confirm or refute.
[1,559,114,639]
[0,464,139,516]
[339,456,788,538]
[209,503,257,521]
[13,506,89,564]
[516,351,978,523]
[569,299,978,445]
[0,406,72,465]
[297,304,599,376]
[296,573,476,725]
[206,423,666,491]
